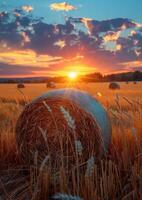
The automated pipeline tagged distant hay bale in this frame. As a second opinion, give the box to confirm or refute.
[17,83,25,89]
[109,82,120,90]
[46,82,56,88]
[16,89,111,168]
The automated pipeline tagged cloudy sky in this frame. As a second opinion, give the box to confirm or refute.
[0,0,142,77]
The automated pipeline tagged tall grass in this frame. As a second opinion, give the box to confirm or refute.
[0,88,142,200]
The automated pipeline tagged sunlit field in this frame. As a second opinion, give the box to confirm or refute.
[0,82,142,200]
[0,82,142,102]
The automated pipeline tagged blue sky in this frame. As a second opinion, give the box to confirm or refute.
[1,0,142,23]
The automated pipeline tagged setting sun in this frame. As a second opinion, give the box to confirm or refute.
[68,71,78,80]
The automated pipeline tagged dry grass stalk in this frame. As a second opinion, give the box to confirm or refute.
[0,84,142,199]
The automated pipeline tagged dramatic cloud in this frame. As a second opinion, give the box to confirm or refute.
[0,63,50,76]
[50,2,76,11]
[0,10,142,76]
[0,50,63,67]
[121,61,142,69]
[73,18,138,35]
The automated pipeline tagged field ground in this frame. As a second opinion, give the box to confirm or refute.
[0,82,142,104]
[0,82,142,200]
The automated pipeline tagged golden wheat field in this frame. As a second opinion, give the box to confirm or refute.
[0,82,142,200]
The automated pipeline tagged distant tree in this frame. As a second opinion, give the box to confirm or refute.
[107,74,116,82]
[120,74,127,81]
[82,72,103,82]
[95,73,103,80]
[133,71,142,81]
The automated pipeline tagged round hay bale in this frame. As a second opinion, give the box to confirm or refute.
[16,89,111,168]
[34,89,111,148]
[109,82,120,90]
[46,82,56,88]
[17,83,25,89]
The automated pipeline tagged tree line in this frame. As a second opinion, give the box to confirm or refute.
[0,71,142,83]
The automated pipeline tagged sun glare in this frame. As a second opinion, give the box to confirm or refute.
[68,71,78,80]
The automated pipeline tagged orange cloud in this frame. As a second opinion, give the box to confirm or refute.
[133,22,142,28]
[120,61,142,68]
[22,5,33,12]
[104,31,121,42]
[20,32,31,45]
[54,40,66,49]
[50,2,76,11]
[116,44,122,51]
[13,11,21,17]
[0,50,63,67]
[81,18,94,34]
[0,50,88,76]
